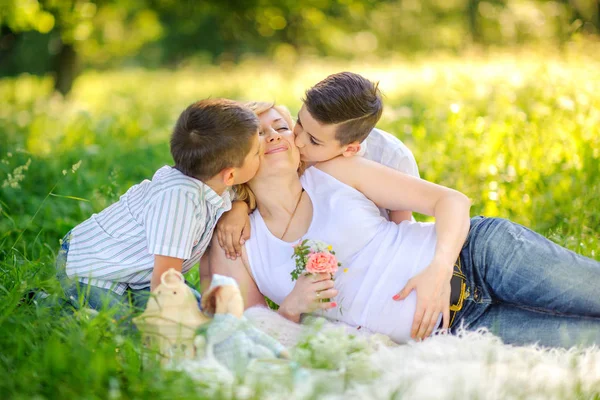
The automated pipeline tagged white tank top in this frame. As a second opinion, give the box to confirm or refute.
[245,167,439,343]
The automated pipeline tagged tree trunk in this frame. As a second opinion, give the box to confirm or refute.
[53,42,79,96]
[596,0,600,33]
[468,0,482,44]
[0,26,17,68]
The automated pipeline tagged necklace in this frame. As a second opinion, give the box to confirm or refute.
[280,188,305,240]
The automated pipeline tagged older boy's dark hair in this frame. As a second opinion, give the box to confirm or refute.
[171,99,258,181]
[303,72,383,145]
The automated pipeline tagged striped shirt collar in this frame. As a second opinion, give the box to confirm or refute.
[198,180,233,211]
[175,167,232,211]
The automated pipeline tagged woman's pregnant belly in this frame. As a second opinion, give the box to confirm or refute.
[318,221,439,343]
[321,264,420,343]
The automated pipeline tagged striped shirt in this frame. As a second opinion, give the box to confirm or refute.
[66,166,232,295]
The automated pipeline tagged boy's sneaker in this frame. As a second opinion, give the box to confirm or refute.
[19,288,50,307]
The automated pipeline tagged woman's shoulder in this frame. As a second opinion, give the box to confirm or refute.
[299,161,367,201]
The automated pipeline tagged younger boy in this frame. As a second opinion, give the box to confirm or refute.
[56,98,261,314]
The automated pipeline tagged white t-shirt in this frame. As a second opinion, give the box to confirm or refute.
[65,166,232,294]
[246,167,438,343]
[359,128,420,218]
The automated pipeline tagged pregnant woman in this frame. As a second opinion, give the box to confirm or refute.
[209,102,600,348]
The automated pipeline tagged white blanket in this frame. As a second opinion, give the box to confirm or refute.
[179,306,600,399]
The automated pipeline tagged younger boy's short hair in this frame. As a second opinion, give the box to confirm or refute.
[171,99,259,181]
[303,72,383,145]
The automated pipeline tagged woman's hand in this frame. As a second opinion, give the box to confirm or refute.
[216,201,251,260]
[278,273,338,323]
[393,261,453,340]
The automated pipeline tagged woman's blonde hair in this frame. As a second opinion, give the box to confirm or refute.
[234,101,306,211]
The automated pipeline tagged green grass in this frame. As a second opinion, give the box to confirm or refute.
[1,51,599,398]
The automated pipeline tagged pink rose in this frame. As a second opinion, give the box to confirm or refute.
[305,252,339,274]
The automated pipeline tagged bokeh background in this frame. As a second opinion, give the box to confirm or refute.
[1,0,599,274]
[1,2,600,397]
[2,0,600,94]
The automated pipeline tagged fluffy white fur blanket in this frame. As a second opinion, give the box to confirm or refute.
[180,306,600,399]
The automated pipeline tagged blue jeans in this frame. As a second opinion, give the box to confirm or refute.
[452,217,600,348]
[56,232,202,320]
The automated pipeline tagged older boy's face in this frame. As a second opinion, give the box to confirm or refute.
[293,105,345,163]
[233,132,261,184]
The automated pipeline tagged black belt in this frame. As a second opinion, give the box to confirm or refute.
[447,257,467,328]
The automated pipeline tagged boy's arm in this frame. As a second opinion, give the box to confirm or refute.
[145,189,201,290]
[151,255,184,291]
[389,210,413,224]
[216,200,251,260]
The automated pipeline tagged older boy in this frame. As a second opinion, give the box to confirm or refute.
[56,98,261,314]
[294,71,419,223]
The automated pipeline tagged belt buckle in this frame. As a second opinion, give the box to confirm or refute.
[448,258,467,328]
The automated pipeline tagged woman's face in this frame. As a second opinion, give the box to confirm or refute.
[253,108,300,178]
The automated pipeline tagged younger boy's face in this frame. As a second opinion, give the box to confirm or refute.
[293,105,347,163]
[233,132,262,184]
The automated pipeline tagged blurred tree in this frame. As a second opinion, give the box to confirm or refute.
[564,0,600,31]
[0,0,162,94]
[1,0,599,93]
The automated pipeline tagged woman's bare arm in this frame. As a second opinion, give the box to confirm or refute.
[208,234,267,309]
[208,234,337,322]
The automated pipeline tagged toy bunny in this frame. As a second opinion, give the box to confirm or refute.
[133,268,210,363]
[199,274,289,376]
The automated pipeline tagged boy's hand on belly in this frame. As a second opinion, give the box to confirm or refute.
[392,261,453,340]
